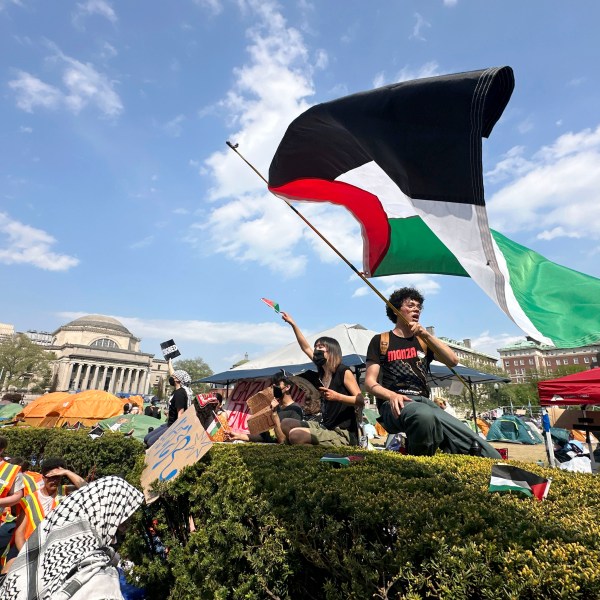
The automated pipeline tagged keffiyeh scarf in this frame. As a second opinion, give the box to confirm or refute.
[1,476,144,600]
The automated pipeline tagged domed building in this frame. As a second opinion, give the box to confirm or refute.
[50,314,164,394]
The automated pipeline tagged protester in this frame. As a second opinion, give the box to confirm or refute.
[122,403,132,415]
[7,459,42,497]
[365,287,500,458]
[0,476,144,599]
[0,438,24,571]
[144,360,193,448]
[1,458,87,573]
[144,397,161,420]
[226,374,304,444]
[279,313,362,446]
[194,392,224,431]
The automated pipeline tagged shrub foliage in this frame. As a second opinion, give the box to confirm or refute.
[124,445,600,600]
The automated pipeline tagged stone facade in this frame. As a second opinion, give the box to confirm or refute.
[49,315,166,394]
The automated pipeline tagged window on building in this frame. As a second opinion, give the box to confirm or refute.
[504,361,510,366]
[528,359,534,365]
[563,359,568,365]
[520,360,524,365]
[573,358,579,364]
[585,357,590,363]
[593,357,598,363]
[90,338,118,349]
[556,360,561,366]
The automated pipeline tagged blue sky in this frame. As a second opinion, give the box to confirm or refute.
[1,0,599,373]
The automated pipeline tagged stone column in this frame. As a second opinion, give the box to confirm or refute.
[81,364,92,390]
[116,367,125,394]
[59,362,74,391]
[73,363,83,390]
[131,370,140,394]
[90,365,100,390]
[123,369,132,394]
[99,366,108,392]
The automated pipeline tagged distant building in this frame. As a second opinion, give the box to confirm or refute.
[0,323,15,340]
[497,339,600,383]
[24,330,54,346]
[427,327,498,369]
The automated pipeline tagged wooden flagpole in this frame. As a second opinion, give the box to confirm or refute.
[225,141,470,388]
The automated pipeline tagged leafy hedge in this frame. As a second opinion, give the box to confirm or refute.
[124,445,600,600]
[0,427,144,480]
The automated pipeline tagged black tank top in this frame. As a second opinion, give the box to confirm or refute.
[321,365,358,435]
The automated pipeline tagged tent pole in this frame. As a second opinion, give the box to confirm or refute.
[469,378,479,435]
[541,408,557,468]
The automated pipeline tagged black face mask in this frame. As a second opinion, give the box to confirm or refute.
[273,386,284,399]
[313,349,327,368]
[168,377,175,386]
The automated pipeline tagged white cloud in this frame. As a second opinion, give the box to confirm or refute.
[469,331,523,359]
[517,117,534,134]
[410,12,430,41]
[0,0,23,11]
[443,0,458,6]
[19,126,33,134]
[164,114,186,137]
[488,125,600,239]
[129,235,154,249]
[373,61,440,88]
[73,0,117,27]
[484,145,534,183]
[8,72,62,112]
[352,274,440,298]
[57,312,293,346]
[0,212,79,271]
[193,0,223,15]
[536,227,581,241]
[8,47,123,117]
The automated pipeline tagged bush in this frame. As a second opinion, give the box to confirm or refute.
[125,445,600,600]
[0,427,144,480]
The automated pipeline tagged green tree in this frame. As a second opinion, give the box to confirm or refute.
[0,334,55,392]
[173,357,213,394]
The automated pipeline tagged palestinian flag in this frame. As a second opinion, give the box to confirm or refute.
[268,66,600,348]
[196,393,218,408]
[206,412,230,442]
[261,297,280,313]
[489,464,551,501]
[320,454,365,467]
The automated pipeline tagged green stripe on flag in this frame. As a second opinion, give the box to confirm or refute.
[492,230,600,348]
[373,217,468,278]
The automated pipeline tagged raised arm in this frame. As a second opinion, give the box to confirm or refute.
[410,322,458,367]
[280,312,313,360]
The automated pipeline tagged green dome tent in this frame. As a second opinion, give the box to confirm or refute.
[486,415,543,445]
[98,413,164,443]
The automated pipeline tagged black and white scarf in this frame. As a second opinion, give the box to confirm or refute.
[0,476,144,600]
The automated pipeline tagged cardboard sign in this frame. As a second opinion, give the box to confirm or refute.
[160,339,181,361]
[140,405,212,502]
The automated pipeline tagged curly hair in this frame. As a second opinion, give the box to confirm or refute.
[386,287,424,323]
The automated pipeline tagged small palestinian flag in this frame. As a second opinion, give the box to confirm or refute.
[206,412,230,442]
[489,464,551,501]
[320,454,365,467]
[261,298,280,313]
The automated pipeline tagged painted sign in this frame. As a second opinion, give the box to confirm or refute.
[140,405,212,502]
[160,339,181,361]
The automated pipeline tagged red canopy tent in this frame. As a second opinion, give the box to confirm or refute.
[538,369,600,406]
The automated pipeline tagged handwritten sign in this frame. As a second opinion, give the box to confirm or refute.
[160,339,181,361]
[140,405,212,502]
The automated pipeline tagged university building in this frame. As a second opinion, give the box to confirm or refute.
[2,315,166,395]
[497,339,600,383]
[426,327,498,369]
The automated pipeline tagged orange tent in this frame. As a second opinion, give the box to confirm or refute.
[126,395,144,410]
[20,390,132,427]
[18,392,73,426]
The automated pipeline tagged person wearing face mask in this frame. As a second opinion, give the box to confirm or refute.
[280,313,363,447]
[226,374,304,444]
[144,359,193,448]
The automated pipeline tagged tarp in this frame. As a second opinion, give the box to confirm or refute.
[19,390,132,427]
[98,413,164,442]
[0,403,22,421]
[200,323,509,386]
[538,369,600,406]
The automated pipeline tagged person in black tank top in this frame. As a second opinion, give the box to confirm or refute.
[279,313,363,447]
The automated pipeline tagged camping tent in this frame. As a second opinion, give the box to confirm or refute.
[0,403,23,421]
[201,323,509,387]
[486,415,544,445]
[538,369,600,406]
[19,390,131,427]
[98,413,163,442]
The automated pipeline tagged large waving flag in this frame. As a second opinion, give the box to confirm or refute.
[268,66,600,348]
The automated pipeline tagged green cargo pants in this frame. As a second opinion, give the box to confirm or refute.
[378,396,501,458]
